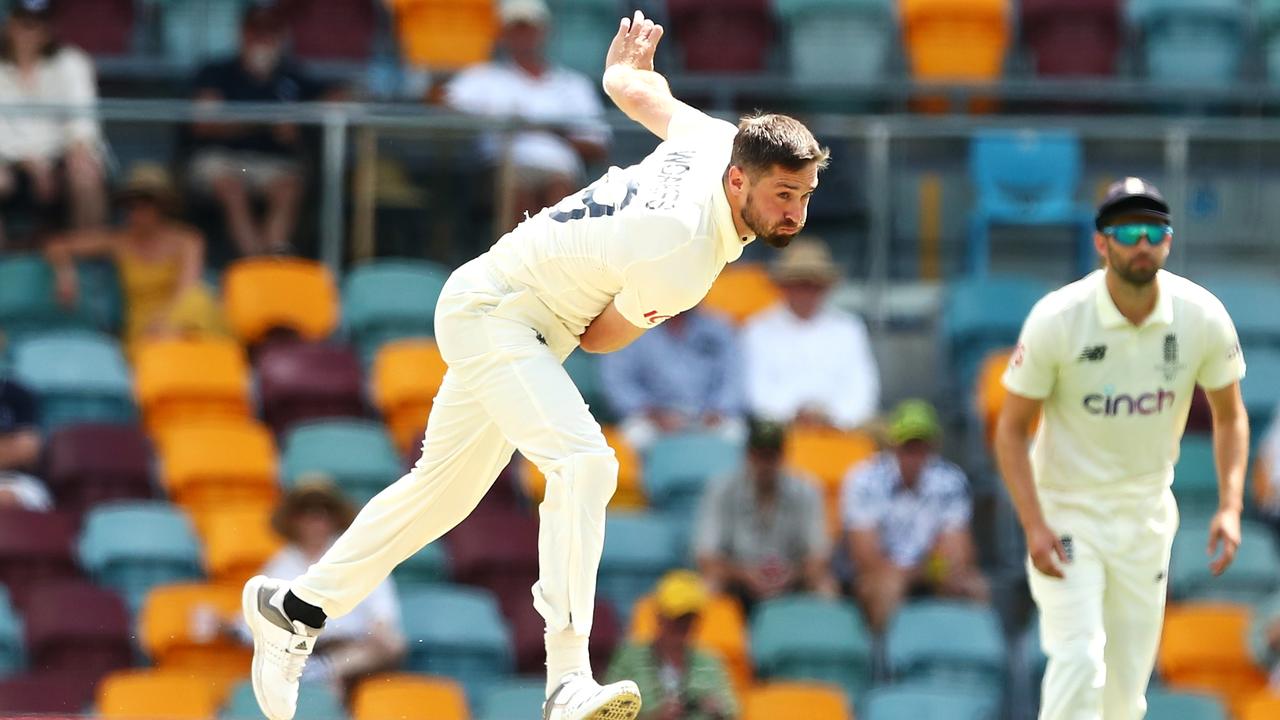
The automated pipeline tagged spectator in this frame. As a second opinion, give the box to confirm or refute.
[605,570,737,720]
[0,375,50,510]
[695,418,836,610]
[188,4,328,257]
[742,237,879,431]
[600,307,745,451]
[1249,589,1280,689]
[45,164,224,356]
[445,0,609,227]
[841,399,989,634]
[0,0,106,244]
[257,477,405,694]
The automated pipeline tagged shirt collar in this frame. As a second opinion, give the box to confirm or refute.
[1093,269,1174,329]
[712,178,753,263]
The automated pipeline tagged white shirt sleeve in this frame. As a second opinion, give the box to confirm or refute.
[58,48,101,147]
[564,73,610,147]
[1003,299,1061,400]
[840,460,884,531]
[1196,300,1247,391]
[742,310,795,423]
[828,312,881,429]
[446,66,503,116]
[666,105,737,145]
[613,234,709,329]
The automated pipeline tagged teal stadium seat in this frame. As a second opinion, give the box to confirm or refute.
[77,501,203,614]
[394,542,450,589]
[546,0,621,76]
[1201,278,1280,351]
[476,679,545,720]
[342,260,449,364]
[862,681,1000,720]
[12,331,135,431]
[0,256,122,341]
[1145,688,1228,720]
[281,419,403,505]
[1261,0,1280,82]
[1170,518,1280,603]
[885,600,1006,688]
[1129,0,1248,86]
[1173,435,1218,515]
[0,587,22,677]
[563,349,615,423]
[751,594,873,702]
[942,274,1051,396]
[642,432,743,517]
[774,0,894,84]
[397,584,514,695]
[598,512,684,622]
[222,678,348,720]
[156,0,250,67]
[1240,348,1280,430]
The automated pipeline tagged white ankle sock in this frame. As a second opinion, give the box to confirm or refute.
[545,628,591,696]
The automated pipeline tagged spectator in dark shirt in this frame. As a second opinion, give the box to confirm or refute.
[0,377,51,510]
[188,4,327,257]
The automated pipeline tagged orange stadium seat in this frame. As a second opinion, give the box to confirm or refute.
[1243,691,1280,720]
[138,582,251,678]
[201,504,284,585]
[97,668,223,720]
[352,673,470,720]
[134,337,252,435]
[630,593,752,695]
[742,682,852,720]
[902,0,1010,81]
[222,258,339,345]
[372,338,449,453]
[156,419,279,517]
[975,348,1041,448]
[699,263,782,325]
[784,427,878,534]
[388,0,497,71]
[522,426,645,509]
[1158,603,1268,717]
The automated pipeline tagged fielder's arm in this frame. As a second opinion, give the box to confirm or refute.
[1205,381,1248,575]
[601,10,694,141]
[995,391,1068,578]
[579,300,645,354]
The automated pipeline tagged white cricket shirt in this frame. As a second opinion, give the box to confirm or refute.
[1003,269,1245,499]
[483,106,751,337]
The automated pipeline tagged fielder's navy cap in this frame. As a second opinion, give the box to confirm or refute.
[1095,176,1170,230]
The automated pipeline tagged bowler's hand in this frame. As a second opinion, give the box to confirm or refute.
[1026,522,1069,579]
[605,10,663,73]
[1207,508,1241,576]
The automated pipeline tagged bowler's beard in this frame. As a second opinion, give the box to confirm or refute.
[742,193,801,249]
[1107,244,1162,287]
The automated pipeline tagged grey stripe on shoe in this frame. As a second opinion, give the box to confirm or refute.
[543,681,569,720]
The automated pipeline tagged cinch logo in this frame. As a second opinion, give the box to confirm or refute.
[1082,388,1176,416]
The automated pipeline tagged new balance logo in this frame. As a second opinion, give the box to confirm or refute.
[1078,345,1107,362]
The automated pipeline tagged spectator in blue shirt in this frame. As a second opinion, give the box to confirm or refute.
[600,307,745,451]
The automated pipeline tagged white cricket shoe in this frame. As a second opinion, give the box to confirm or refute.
[241,575,322,720]
[543,672,642,720]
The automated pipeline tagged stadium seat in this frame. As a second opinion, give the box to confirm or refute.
[387,0,497,70]
[1173,434,1219,515]
[352,673,468,720]
[751,594,873,701]
[698,263,782,325]
[286,0,375,61]
[630,593,751,694]
[50,0,134,56]
[545,0,619,76]
[902,0,1010,82]
[774,0,894,84]
[97,668,222,720]
[342,259,449,364]
[0,256,122,339]
[1262,0,1280,82]
[1240,348,1280,430]
[1170,519,1280,603]
[222,258,339,346]
[223,678,349,719]
[783,427,878,534]
[1146,689,1228,720]
[642,432,744,517]
[201,504,283,585]
[0,588,21,677]
[22,580,131,682]
[156,419,279,518]
[1022,0,1122,77]
[476,679,544,720]
[599,512,686,622]
[666,0,775,73]
[968,129,1094,277]
[12,330,136,431]
[1130,0,1248,86]
[1199,278,1280,352]
[44,422,154,516]
[134,337,253,435]
[446,507,540,599]
[0,509,79,607]
[521,426,646,509]
[139,582,251,679]
[256,341,367,435]
[371,338,448,453]
[943,274,1051,394]
[1243,692,1280,720]
[975,348,1044,448]
[862,681,1000,720]
[394,542,449,588]
[77,501,204,613]
[1158,603,1268,713]
[742,682,852,720]
[503,593,621,677]
[886,600,1006,687]
[397,585,514,693]
[281,419,402,505]
[0,670,100,715]
[563,349,614,422]
[156,0,248,67]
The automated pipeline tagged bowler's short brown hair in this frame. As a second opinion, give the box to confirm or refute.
[731,113,830,177]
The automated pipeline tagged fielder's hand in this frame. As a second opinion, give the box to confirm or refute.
[1207,507,1241,576]
[605,10,664,73]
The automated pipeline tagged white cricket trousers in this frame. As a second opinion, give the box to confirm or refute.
[290,256,618,636]
[1030,487,1179,720]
